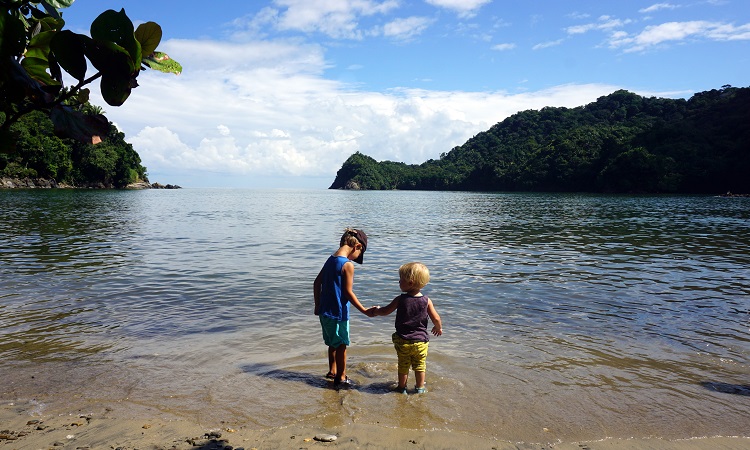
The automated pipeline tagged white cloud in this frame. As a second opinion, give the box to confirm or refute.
[639,3,680,14]
[425,0,492,18]
[230,7,279,40]
[563,11,750,53]
[533,39,565,50]
[491,43,516,51]
[609,20,750,52]
[93,38,631,187]
[217,125,231,136]
[382,16,434,40]
[566,16,631,35]
[268,0,400,39]
[568,12,591,20]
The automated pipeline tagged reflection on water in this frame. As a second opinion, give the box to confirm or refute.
[0,189,748,443]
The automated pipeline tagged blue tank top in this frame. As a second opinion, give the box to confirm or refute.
[395,294,430,342]
[319,255,350,321]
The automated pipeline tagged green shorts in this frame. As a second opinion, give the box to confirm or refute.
[392,333,429,373]
[320,316,350,348]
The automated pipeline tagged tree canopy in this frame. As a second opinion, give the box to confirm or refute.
[330,85,750,194]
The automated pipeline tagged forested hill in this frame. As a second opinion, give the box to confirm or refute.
[1,109,148,189]
[329,85,750,194]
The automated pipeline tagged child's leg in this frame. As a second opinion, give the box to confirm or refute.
[398,371,409,389]
[392,334,411,389]
[334,344,347,381]
[413,342,429,389]
[328,346,337,376]
[322,318,350,382]
[415,371,426,388]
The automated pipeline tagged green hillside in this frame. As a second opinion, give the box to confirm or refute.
[0,109,148,188]
[330,85,750,194]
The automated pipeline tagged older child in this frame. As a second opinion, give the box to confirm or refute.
[374,262,442,394]
[314,228,376,387]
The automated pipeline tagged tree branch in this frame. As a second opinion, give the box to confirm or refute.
[0,71,104,133]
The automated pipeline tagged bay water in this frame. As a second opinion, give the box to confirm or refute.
[1,189,748,444]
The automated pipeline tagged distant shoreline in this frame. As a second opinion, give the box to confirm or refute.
[0,177,181,190]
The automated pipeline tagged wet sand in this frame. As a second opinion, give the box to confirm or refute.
[2,400,748,450]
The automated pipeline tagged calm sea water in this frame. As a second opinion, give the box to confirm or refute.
[1,189,748,444]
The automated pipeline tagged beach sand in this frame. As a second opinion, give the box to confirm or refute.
[2,402,748,450]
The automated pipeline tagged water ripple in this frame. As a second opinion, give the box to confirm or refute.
[1,190,748,441]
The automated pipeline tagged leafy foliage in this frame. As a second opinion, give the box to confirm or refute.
[1,1,181,152]
[1,107,147,187]
[330,86,750,194]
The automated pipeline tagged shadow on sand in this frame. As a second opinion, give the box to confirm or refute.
[240,362,394,394]
[700,381,750,396]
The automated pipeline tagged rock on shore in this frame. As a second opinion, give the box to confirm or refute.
[1,177,60,188]
[126,181,182,189]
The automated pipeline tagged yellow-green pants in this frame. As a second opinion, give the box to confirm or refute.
[392,333,429,373]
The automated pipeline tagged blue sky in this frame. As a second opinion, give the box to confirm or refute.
[61,0,749,188]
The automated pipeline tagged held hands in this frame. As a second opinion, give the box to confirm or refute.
[365,306,380,317]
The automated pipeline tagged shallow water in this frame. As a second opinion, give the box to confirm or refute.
[1,189,748,444]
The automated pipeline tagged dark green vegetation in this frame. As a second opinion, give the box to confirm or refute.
[330,86,750,194]
[1,107,147,187]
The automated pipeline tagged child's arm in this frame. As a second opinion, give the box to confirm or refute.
[313,268,323,315]
[341,261,370,315]
[427,299,442,336]
[374,296,400,316]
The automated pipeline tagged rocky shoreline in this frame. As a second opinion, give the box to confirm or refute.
[126,181,183,189]
[0,177,181,189]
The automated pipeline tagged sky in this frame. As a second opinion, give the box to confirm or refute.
[60,0,750,188]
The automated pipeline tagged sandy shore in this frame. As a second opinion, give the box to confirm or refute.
[2,402,748,450]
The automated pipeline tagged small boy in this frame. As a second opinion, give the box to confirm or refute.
[313,228,376,387]
[374,262,442,394]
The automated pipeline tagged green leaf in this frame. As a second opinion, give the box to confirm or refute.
[26,29,55,57]
[42,0,76,9]
[28,8,46,21]
[84,37,140,106]
[83,38,134,75]
[20,30,60,86]
[142,52,182,75]
[4,57,47,104]
[134,21,161,57]
[47,48,63,82]
[50,30,88,81]
[36,15,65,33]
[21,56,58,86]
[76,87,90,104]
[100,72,133,106]
[0,10,28,57]
[90,9,141,71]
[39,0,61,19]
[24,46,49,60]
[49,104,110,144]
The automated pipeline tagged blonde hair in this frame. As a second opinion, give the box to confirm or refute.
[399,262,430,289]
[340,228,361,248]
